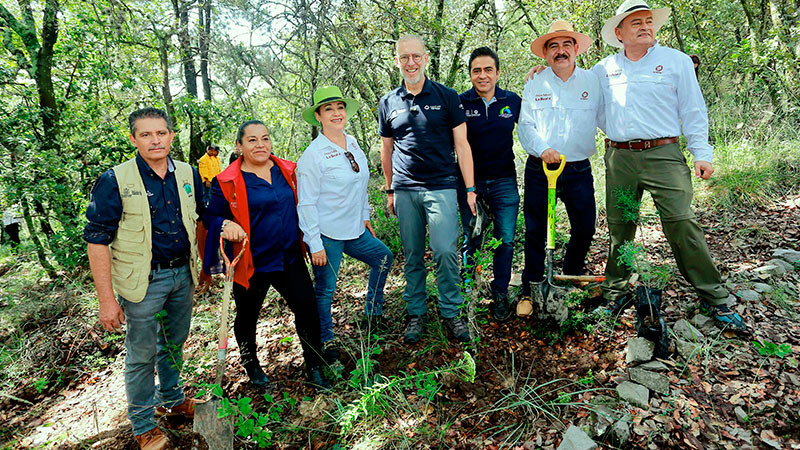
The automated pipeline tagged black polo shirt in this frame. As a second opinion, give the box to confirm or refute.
[378,77,467,190]
[459,86,521,181]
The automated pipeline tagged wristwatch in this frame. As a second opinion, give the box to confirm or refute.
[465,186,476,193]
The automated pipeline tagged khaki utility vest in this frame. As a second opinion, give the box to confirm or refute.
[110,158,199,302]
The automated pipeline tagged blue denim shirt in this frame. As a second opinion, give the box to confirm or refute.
[83,153,205,264]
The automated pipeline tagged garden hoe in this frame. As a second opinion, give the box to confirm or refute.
[194,235,248,450]
[518,156,569,324]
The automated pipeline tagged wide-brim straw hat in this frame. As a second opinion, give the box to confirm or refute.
[530,20,593,59]
[601,0,670,48]
[302,86,360,126]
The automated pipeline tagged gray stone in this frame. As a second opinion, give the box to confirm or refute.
[735,289,761,302]
[676,338,702,360]
[626,337,655,364]
[673,319,705,342]
[629,367,671,395]
[690,314,717,334]
[589,407,613,438]
[590,395,618,407]
[769,258,794,272]
[610,420,631,446]
[557,424,597,450]
[753,282,773,293]
[773,248,800,265]
[638,360,669,372]
[616,381,649,409]
[734,406,748,423]
[754,263,786,277]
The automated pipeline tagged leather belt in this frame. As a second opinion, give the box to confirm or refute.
[528,156,588,167]
[606,137,678,150]
[151,256,189,270]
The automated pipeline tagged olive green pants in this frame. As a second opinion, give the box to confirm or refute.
[602,143,728,305]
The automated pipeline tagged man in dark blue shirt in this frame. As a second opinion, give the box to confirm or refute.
[458,47,522,322]
[84,107,204,449]
[379,34,477,345]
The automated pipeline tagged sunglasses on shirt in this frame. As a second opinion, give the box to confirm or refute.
[344,151,360,173]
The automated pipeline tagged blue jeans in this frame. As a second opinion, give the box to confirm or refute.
[395,189,463,319]
[457,176,520,297]
[522,157,596,293]
[312,230,394,343]
[119,264,193,436]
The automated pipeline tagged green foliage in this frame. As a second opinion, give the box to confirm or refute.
[617,241,672,290]
[215,390,299,448]
[753,341,792,359]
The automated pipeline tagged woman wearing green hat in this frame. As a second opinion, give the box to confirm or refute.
[297,86,394,361]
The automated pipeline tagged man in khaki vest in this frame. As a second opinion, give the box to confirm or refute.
[84,107,204,450]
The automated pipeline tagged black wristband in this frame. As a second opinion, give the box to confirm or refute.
[385,189,394,194]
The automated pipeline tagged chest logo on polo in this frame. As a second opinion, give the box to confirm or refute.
[324,148,342,159]
[580,91,589,101]
[498,106,513,118]
[466,109,480,118]
[654,65,663,74]
[535,93,552,102]
[424,104,442,111]
[606,70,622,78]
[120,186,144,198]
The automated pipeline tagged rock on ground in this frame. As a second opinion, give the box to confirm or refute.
[773,248,800,264]
[676,338,702,360]
[557,424,597,450]
[735,289,761,302]
[629,367,671,395]
[616,381,649,409]
[626,337,655,364]
[753,282,773,293]
[638,360,669,372]
[672,319,705,342]
[610,420,631,446]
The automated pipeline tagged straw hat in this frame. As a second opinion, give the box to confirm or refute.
[601,0,670,48]
[302,86,360,126]
[530,20,593,59]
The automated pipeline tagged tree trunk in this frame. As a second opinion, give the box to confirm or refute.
[199,0,212,102]
[429,0,445,81]
[157,32,184,161]
[172,0,203,162]
[445,0,488,87]
[669,6,685,53]
[20,198,58,279]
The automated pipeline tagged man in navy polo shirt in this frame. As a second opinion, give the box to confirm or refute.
[379,34,478,345]
[458,47,522,322]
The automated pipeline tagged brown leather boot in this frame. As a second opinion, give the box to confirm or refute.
[135,427,169,450]
[154,397,196,419]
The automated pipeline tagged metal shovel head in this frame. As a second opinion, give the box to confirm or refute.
[193,398,233,450]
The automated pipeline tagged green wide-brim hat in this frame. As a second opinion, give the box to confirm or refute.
[302,85,360,126]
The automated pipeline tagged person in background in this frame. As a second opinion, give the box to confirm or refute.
[84,107,203,450]
[202,120,329,392]
[2,204,22,248]
[198,144,222,206]
[457,46,521,321]
[297,86,394,362]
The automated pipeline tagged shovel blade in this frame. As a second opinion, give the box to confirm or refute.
[193,399,234,450]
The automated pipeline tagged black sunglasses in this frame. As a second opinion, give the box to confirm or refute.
[344,151,360,173]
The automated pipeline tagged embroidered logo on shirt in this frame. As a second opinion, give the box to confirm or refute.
[535,93,552,102]
[466,109,481,118]
[654,65,663,73]
[424,104,442,110]
[324,149,342,159]
[184,183,192,195]
[580,91,589,100]
[498,106,513,118]
[120,187,144,198]
[607,70,622,78]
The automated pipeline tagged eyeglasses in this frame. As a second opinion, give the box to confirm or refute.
[398,54,424,64]
[344,151,360,173]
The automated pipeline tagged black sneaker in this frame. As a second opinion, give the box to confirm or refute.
[322,341,340,364]
[492,293,512,322]
[243,363,272,391]
[705,302,748,333]
[404,314,427,344]
[593,294,633,316]
[443,316,471,343]
[307,366,331,393]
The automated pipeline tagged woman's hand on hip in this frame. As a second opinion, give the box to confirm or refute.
[311,249,327,266]
[365,220,376,238]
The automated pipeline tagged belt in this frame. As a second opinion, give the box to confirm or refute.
[151,256,189,270]
[528,156,588,167]
[606,137,678,150]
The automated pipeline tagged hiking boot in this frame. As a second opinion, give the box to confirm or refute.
[517,282,543,317]
[307,366,331,393]
[322,340,340,364]
[491,293,512,322]
[243,361,272,391]
[594,293,633,317]
[443,316,471,343]
[704,302,748,333]
[404,314,427,344]
[135,427,169,450]
[154,397,196,419]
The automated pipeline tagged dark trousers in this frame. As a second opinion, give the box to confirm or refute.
[522,157,596,293]
[232,252,323,369]
[3,223,20,247]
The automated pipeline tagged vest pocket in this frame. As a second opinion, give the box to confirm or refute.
[117,215,145,243]
[110,262,139,291]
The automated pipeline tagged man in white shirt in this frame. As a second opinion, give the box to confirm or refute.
[517,21,602,317]
[593,0,746,331]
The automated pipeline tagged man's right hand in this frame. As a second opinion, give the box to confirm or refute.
[311,249,327,266]
[387,193,395,216]
[99,297,125,332]
[540,148,562,164]
[204,180,211,189]
[222,220,247,242]
[525,65,547,82]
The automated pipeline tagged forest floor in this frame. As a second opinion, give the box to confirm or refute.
[1,193,799,449]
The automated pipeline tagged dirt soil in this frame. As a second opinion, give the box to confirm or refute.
[1,196,799,449]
